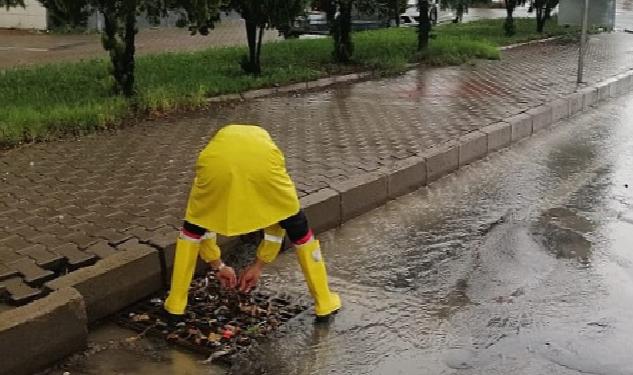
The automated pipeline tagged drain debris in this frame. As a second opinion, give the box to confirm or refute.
[117,272,308,364]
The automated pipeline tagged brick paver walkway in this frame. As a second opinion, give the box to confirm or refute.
[0,20,280,69]
[2,32,633,309]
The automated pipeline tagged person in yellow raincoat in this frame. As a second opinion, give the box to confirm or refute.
[164,124,341,322]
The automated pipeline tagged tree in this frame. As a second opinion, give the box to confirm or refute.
[440,0,468,23]
[417,0,431,50]
[0,0,24,8]
[532,0,558,32]
[321,0,389,63]
[39,0,91,29]
[503,0,527,36]
[388,0,406,26]
[233,0,307,74]
[180,0,306,74]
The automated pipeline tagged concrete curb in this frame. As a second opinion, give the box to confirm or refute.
[206,72,373,104]
[45,243,163,323]
[498,36,563,51]
[0,288,87,375]
[295,68,633,235]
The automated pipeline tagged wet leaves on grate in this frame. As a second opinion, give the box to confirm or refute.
[116,272,308,364]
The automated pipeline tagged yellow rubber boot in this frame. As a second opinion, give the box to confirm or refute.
[164,237,200,315]
[296,239,341,318]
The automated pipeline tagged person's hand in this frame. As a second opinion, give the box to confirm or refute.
[216,265,237,289]
[239,260,265,293]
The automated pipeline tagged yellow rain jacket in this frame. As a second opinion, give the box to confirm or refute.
[184,125,300,236]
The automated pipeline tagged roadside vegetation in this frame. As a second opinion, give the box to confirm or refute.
[0,17,578,146]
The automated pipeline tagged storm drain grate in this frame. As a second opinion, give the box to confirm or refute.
[116,273,308,364]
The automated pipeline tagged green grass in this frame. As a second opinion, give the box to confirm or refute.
[0,17,578,146]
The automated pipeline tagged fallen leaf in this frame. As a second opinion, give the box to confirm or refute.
[131,313,150,322]
[208,333,222,342]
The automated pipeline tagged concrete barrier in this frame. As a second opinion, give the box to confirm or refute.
[331,171,388,222]
[458,131,488,167]
[0,288,87,375]
[509,113,533,142]
[387,156,427,199]
[581,87,599,109]
[568,93,583,115]
[551,98,571,122]
[527,106,553,132]
[482,122,511,153]
[425,141,459,182]
[301,188,341,233]
[46,244,162,322]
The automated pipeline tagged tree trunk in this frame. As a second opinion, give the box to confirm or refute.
[243,19,259,74]
[456,4,464,23]
[395,0,400,26]
[255,25,264,74]
[504,0,516,36]
[333,0,353,63]
[536,11,545,32]
[121,0,137,97]
[417,0,431,51]
[101,0,138,97]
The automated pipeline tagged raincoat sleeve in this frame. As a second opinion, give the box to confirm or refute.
[256,224,286,264]
[199,232,222,263]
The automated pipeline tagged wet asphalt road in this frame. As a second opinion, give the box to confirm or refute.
[50,92,633,375]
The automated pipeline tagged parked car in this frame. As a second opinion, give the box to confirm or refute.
[286,6,392,37]
[399,0,453,26]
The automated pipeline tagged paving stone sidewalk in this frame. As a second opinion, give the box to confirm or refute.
[2,32,633,310]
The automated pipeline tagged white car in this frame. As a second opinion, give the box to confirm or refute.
[400,0,454,26]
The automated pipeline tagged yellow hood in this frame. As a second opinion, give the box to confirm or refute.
[185,125,300,236]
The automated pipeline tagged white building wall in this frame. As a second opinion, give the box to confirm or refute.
[0,0,47,30]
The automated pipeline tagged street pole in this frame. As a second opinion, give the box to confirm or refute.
[577,0,590,84]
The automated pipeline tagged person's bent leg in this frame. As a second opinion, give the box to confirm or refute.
[164,221,206,315]
[280,211,341,319]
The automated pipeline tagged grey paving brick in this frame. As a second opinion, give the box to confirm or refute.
[9,258,55,285]
[53,244,97,270]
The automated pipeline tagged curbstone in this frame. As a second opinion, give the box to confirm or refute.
[331,171,388,222]
[509,113,533,142]
[581,87,599,109]
[458,131,488,167]
[301,188,342,234]
[424,141,459,182]
[206,94,241,104]
[0,287,87,375]
[608,77,620,98]
[387,156,427,199]
[307,77,335,90]
[615,74,630,95]
[481,122,511,153]
[551,98,571,122]
[334,73,360,83]
[597,81,611,102]
[568,93,583,115]
[624,71,633,92]
[46,244,162,322]
[527,105,553,132]
[277,82,308,93]
[241,88,276,100]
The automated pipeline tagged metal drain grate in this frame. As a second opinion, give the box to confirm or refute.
[117,273,308,363]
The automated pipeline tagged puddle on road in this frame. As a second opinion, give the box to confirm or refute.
[41,324,222,375]
[531,207,594,265]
